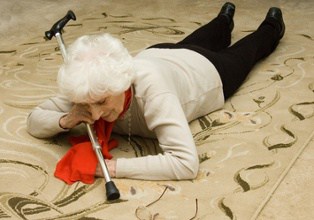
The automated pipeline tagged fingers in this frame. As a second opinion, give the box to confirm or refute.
[72,104,94,123]
[59,104,95,129]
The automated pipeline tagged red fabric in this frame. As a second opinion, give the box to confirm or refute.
[54,89,132,184]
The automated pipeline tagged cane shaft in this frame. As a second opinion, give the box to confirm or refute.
[55,33,67,59]
[86,124,112,182]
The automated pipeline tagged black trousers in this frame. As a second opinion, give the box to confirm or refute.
[149,15,282,99]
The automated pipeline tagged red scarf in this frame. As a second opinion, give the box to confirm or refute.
[54,88,132,184]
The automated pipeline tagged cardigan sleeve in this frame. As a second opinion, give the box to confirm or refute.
[115,93,199,180]
[27,96,72,138]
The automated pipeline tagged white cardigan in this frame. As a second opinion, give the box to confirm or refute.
[27,48,224,180]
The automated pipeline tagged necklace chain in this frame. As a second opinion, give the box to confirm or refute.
[127,109,131,146]
[126,86,133,146]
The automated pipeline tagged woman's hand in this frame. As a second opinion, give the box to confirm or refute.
[95,160,117,177]
[59,104,94,129]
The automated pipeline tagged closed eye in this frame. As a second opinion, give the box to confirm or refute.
[96,98,107,105]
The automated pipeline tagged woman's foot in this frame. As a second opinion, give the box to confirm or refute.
[265,7,285,39]
[218,2,236,31]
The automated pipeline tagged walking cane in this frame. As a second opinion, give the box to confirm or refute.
[45,10,120,201]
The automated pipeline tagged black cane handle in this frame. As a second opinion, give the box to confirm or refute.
[45,10,76,40]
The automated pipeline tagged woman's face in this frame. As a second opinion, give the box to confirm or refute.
[86,92,125,122]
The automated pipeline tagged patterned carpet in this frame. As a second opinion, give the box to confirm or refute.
[0,0,313,219]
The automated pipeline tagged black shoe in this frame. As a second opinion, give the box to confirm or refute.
[266,7,285,39]
[218,2,236,31]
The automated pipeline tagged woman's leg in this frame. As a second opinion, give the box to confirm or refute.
[212,10,284,99]
[177,15,232,52]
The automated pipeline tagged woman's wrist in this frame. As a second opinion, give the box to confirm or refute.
[105,159,117,177]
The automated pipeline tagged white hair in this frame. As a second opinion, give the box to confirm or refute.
[57,33,134,103]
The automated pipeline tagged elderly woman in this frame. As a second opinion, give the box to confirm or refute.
[27,2,285,181]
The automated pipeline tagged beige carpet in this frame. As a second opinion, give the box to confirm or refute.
[0,0,313,219]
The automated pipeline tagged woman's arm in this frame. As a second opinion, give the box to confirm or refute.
[115,93,199,180]
[27,96,72,138]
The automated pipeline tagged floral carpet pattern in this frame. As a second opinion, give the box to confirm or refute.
[0,0,313,219]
